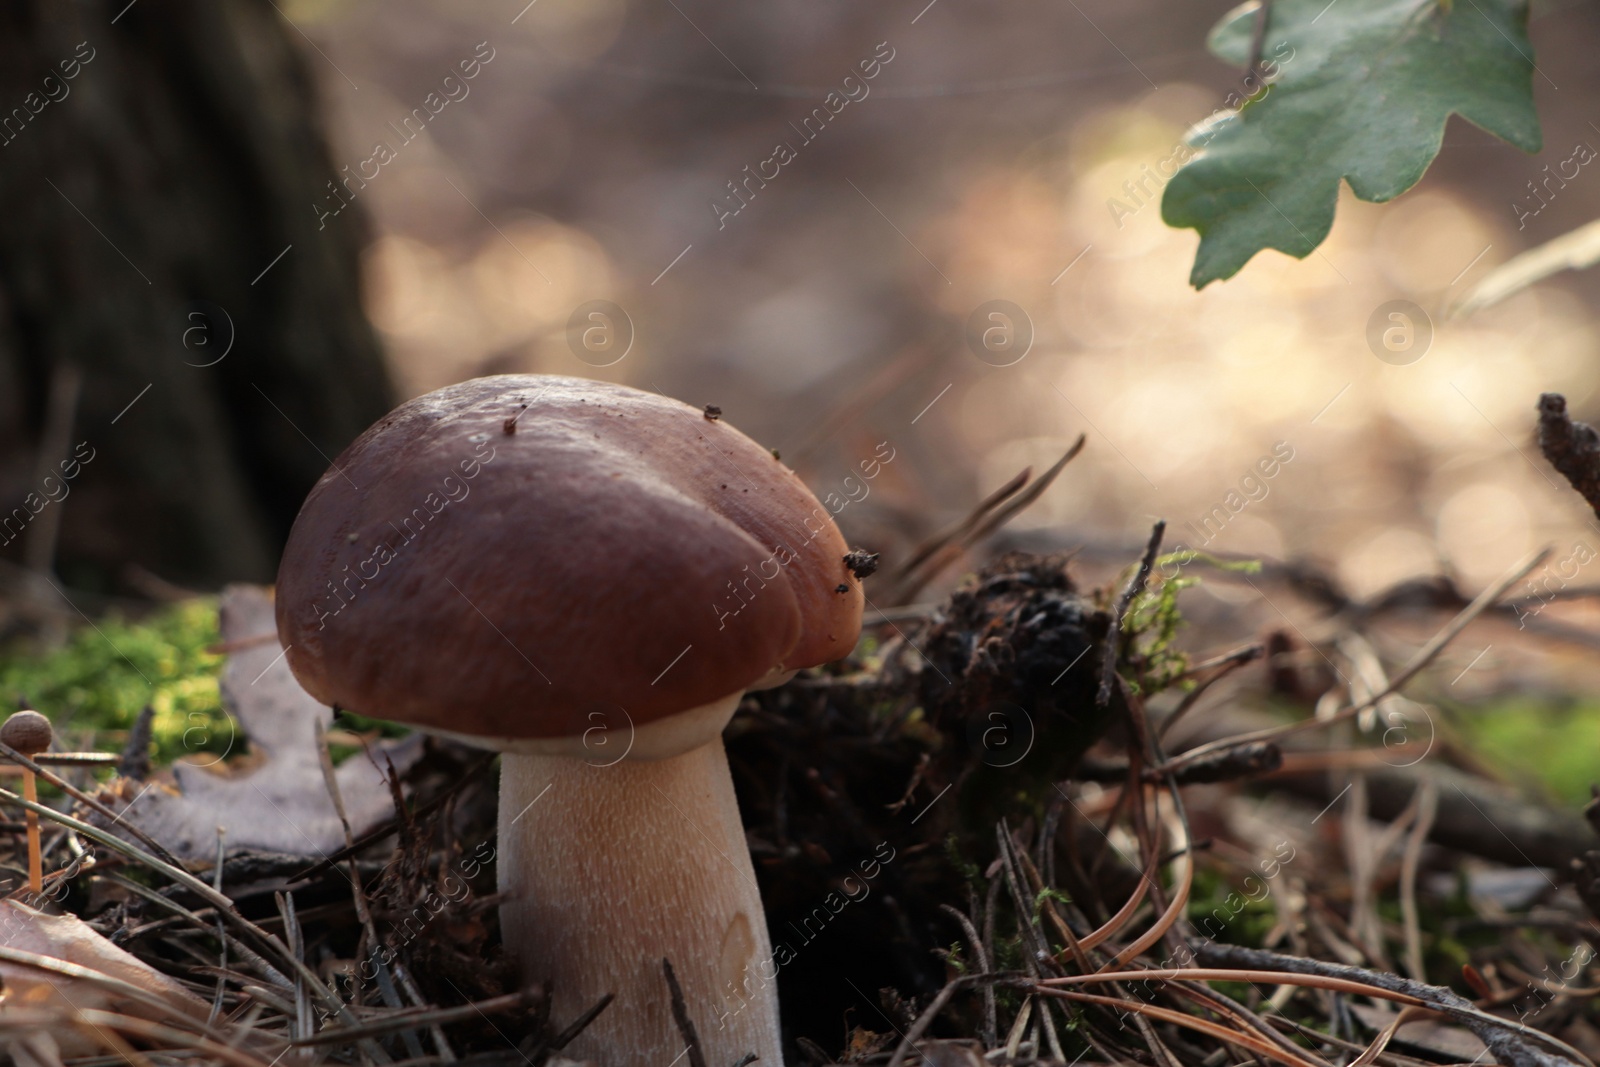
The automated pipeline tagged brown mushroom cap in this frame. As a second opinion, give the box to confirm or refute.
[1,710,52,756]
[275,375,863,740]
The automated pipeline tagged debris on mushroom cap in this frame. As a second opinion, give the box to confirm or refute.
[843,549,880,579]
[1,710,53,755]
[503,401,529,436]
[275,375,864,741]
[703,404,722,420]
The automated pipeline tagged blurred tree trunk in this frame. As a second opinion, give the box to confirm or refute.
[0,0,393,592]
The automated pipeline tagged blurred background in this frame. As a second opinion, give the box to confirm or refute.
[5,0,1600,671]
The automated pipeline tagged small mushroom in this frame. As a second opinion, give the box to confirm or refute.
[276,375,863,1066]
[2,710,53,894]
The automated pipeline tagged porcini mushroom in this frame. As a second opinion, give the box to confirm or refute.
[275,375,863,1065]
[2,710,53,894]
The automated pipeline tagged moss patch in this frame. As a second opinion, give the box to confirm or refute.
[0,599,239,767]
[1451,695,1600,807]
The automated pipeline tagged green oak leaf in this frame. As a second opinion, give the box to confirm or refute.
[1162,0,1541,288]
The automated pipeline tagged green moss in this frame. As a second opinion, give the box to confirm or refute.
[943,834,982,890]
[0,599,239,768]
[1448,695,1600,807]
[330,708,410,739]
[990,925,1028,1015]
[327,708,411,766]
[1123,552,1262,698]
[1125,572,1195,695]
[944,942,968,974]
[1187,866,1277,947]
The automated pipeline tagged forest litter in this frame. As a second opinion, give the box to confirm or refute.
[0,400,1595,1066]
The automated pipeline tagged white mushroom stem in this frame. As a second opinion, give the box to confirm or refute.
[498,727,784,1066]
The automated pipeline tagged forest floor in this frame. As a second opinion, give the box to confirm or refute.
[0,407,1598,1066]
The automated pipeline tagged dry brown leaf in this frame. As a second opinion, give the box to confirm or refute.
[102,584,422,860]
[0,899,208,1063]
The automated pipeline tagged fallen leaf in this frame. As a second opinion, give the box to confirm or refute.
[101,584,421,860]
[0,898,209,1064]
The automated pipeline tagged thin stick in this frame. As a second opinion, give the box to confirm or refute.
[394,962,457,1062]
[293,990,533,1046]
[290,751,495,881]
[315,722,390,1012]
[893,467,1031,581]
[1100,521,1166,707]
[1070,796,1157,952]
[1267,1014,1444,1067]
[1159,644,1263,741]
[71,1008,281,1067]
[1399,780,1439,982]
[1004,995,1034,1060]
[0,783,385,1049]
[1166,979,1335,1067]
[207,827,228,1027]
[965,436,1087,547]
[1102,805,1191,970]
[0,943,216,1034]
[545,993,615,1052]
[72,1015,156,1067]
[1160,547,1550,772]
[1352,1006,1424,1067]
[889,435,1086,603]
[21,768,40,894]
[1038,968,1433,1005]
[1017,845,1092,974]
[1183,945,1595,1067]
[1178,642,1267,679]
[1246,0,1272,76]
[99,871,290,991]
[884,973,1028,1067]
[663,958,708,1067]
[27,752,119,766]
[1036,987,1326,1067]
[0,735,185,871]
[938,903,996,1044]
